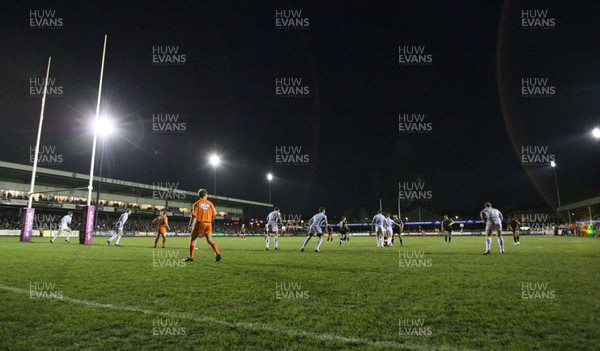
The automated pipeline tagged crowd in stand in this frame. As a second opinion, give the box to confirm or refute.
[551,223,598,236]
[0,189,187,213]
[0,211,597,236]
[94,217,242,234]
[0,210,243,234]
[0,214,21,230]
[0,208,23,229]
[2,189,598,235]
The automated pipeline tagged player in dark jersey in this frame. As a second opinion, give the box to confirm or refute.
[339,216,349,245]
[441,215,454,244]
[326,225,334,243]
[508,215,521,245]
[392,215,403,246]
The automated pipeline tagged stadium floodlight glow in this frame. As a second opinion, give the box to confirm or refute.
[550,159,562,212]
[209,154,221,167]
[95,117,114,137]
[267,173,273,203]
[209,154,221,195]
[94,116,114,230]
[592,127,600,139]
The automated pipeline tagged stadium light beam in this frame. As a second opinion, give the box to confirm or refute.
[209,154,221,195]
[550,160,568,222]
[267,173,273,204]
[94,117,115,229]
[593,127,600,139]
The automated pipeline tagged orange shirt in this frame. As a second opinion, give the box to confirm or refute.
[192,198,217,223]
[153,215,169,233]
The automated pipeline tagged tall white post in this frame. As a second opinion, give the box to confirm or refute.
[21,57,52,242]
[27,57,52,208]
[87,35,108,205]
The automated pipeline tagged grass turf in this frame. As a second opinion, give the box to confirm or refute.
[0,235,598,350]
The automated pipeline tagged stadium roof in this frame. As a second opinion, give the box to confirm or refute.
[0,161,271,208]
[559,197,600,212]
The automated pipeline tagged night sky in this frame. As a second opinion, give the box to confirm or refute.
[1,1,599,219]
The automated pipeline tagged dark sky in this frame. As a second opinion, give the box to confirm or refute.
[1,1,599,219]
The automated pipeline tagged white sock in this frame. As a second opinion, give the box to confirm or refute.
[485,237,492,251]
[316,237,323,250]
[376,236,380,247]
[52,231,60,242]
[302,236,311,249]
[65,232,71,241]
[387,238,392,246]
[379,237,384,247]
[109,234,118,242]
[266,236,270,248]
[116,235,122,245]
[274,236,279,249]
[498,237,504,252]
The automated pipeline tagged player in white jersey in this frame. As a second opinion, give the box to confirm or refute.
[108,209,131,246]
[371,210,386,247]
[480,202,504,254]
[301,207,328,252]
[239,223,247,240]
[50,212,73,244]
[265,207,282,250]
[384,213,399,247]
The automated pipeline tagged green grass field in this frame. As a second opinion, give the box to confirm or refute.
[1,235,599,351]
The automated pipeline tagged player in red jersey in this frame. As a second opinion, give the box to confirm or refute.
[152,210,170,248]
[184,189,221,262]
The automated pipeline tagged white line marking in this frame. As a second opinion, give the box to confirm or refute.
[0,284,461,350]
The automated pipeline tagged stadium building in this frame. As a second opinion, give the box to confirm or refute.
[1,160,597,237]
[0,161,272,236]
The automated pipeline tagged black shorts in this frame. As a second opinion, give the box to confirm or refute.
[340,229,348,234]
